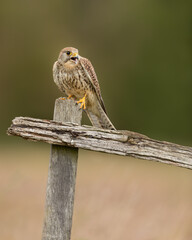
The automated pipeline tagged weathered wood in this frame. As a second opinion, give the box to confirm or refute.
[7,101,192,170]
[41,99,82,240]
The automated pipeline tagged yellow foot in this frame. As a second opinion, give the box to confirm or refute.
[67,95,73,99]
[77,94,87,110]
[60,95,73,100]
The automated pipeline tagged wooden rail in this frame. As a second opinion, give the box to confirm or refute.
[8,102,192,170]
[7,98,192,240]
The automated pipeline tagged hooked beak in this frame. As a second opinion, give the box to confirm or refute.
[71,52,78,58]
[70,52,79,62]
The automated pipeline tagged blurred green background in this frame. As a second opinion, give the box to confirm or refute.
[1,1,192,240]
[1,0,191,144]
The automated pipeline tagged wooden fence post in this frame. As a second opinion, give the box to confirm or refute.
[41,99,82,240]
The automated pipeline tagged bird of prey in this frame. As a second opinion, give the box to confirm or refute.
[53,47,115,130]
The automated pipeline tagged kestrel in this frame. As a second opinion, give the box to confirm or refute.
[53,47,115,130]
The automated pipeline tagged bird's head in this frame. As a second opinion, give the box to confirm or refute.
[58,47,79,65]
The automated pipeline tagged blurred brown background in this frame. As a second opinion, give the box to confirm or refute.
[0,0,192,239]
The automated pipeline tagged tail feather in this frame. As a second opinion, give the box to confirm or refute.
[86,104,116,130]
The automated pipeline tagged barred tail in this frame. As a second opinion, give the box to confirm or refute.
[85,104,116,130]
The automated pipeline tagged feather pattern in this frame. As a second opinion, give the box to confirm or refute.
[79,57,107,113]
[53,47,116,130]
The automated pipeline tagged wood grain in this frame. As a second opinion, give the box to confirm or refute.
[7,99,192,170]
[41,99,82,240]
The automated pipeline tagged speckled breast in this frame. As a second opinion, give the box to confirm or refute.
[53,61,91,99]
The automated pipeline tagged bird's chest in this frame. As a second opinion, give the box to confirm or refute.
[56,66,90,97]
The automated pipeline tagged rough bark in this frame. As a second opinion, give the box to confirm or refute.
[7,101,192,170]
[41,99,82,240]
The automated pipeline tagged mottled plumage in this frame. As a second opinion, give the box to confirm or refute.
[53,47,115,130]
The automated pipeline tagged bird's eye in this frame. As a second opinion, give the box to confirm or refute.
[66,51,71,56]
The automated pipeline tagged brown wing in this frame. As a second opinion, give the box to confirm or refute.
[79,57,107,113]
